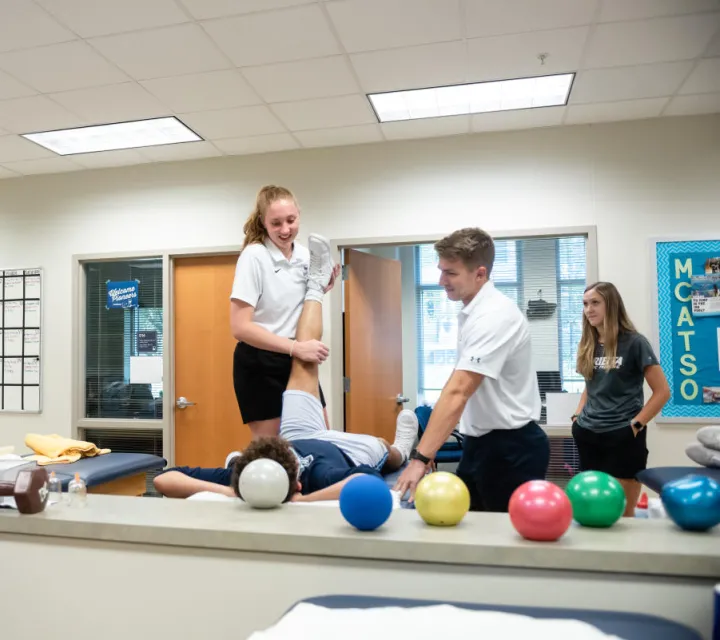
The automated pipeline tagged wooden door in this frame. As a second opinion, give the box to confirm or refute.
[343,249,404,441]
[174,255,249,467]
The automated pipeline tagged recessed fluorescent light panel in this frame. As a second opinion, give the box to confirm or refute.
[22,116,202,155]
[368,73,575,123]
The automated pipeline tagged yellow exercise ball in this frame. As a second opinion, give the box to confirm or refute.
[415,472,471,526]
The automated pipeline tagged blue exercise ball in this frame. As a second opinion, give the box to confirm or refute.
[339,474,393,531]
[661,474,720,532]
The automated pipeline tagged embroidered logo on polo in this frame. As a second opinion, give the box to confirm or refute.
[469,356,481,363]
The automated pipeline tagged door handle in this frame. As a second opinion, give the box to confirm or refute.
[176,396,196,409]
[396,394,410,404]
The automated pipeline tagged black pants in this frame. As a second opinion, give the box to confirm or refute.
[233,342,325,423]
[456,422,550,513]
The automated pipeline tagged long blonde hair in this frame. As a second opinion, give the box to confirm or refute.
[576,282,637,380]
[242,185,298,249]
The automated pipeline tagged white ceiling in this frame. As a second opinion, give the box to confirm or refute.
[0,0,719,178]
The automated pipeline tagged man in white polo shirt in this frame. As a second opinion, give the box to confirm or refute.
[394,227,549,512]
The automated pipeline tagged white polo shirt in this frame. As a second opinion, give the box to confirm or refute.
[230,238,309,339]
[455,281,541,437]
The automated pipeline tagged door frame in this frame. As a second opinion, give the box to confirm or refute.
[71,245,241,466]
[329,226,598,435]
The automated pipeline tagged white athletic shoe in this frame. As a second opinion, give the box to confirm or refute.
[393,409,418,464]
[225,450,242,468]
[306,233,334,302]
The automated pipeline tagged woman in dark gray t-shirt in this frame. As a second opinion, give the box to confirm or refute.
[571,281,670,517]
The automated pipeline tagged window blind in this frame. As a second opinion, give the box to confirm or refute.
[84,259,164,420]
[415,235,587,421]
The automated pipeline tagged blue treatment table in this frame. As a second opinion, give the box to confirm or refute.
[288,595,702,640]
[39,453,166,496]
[637,466,720,494]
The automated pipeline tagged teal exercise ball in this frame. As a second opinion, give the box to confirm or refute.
[661,474,720,532]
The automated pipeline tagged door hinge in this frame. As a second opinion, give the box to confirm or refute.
[341,265,349,281]
[343,377,351,393]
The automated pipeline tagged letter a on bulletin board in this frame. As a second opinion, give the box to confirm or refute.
[653,238,720,421]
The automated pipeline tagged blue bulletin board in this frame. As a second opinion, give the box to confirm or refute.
[652,238,720,422]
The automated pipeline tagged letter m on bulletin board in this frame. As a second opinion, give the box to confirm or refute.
[651,237,720,422]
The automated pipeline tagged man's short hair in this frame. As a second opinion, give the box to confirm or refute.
[434,227,495,275]
[230,437,299,503]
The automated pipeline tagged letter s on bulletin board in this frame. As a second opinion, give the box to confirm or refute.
[651,237,720,422]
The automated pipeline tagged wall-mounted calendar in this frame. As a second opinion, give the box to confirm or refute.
[0,268,42,413]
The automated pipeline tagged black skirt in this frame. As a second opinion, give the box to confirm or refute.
[233,341,326,423]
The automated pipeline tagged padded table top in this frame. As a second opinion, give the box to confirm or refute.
[42,453,166,489]
[293,595,702,640]
[637,466,720,493]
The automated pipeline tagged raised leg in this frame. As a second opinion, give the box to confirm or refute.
[286,300,324,399]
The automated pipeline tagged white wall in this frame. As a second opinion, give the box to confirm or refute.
[1,114,719,468]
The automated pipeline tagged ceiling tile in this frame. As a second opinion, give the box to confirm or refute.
[570,61,694,104]
[295,124,384,148]
[0,69,36,101]
[89,24,231,81]
[471,106,565,132]
[213,133,300,155]
[179,0,314,20]
[35,0,189,38]
[50,83,170,123]
[351,41,466,93]
[583,14,720,68]
[203,5,339,67]
[381,114,470,140]
[271,95,375,131]
[180,105,286,139]
[70,149,152,168]
[1,157,83,175]
[242,56,359,102]
[665,92,720,116]
[139,141,223,162]
[467,27,588,82]
[0,96,84,134]
[679,58,720,94]
[0,41,129,93]
[0,0,76,54]
[0,166,21,179]
[565,98,667,124]
[599,0,719,22]
[465,0,597,38]
[0,135,54,163]
[326,0,462,53]
[141,70,261,113]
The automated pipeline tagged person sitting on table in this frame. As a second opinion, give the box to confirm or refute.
[154,234,417,503]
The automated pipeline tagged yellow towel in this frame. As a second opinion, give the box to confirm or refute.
[24,434,111,466]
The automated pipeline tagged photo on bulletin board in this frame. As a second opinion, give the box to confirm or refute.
[651,238,720,422]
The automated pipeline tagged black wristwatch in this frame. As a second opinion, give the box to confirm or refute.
[631,420,645,432]
[410,449,433,465]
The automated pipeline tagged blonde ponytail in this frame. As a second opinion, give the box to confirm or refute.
[242,185,297,250]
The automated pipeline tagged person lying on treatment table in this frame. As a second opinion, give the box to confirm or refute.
[154,234,418,503]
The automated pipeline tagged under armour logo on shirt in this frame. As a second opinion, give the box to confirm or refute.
[469,356,481,363]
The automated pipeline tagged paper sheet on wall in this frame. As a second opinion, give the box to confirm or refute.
[24,275,41,299]
[24,329,40,356]
[24,300,40,328]
[3,329,23,356]
[3,358,21,384]
[2,386,21,411]
[546,392,582,427]
[130,356,163,384]
[3,276,23,300]
[3,301,23,328]
[23,386,40,412]
[23,358,40,385]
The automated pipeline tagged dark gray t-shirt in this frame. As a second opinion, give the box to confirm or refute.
[576,332,659,433]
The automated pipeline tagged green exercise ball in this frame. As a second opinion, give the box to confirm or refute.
[565,470,626,528]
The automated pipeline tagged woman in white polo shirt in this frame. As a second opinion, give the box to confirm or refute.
[230,185,339,439]
[395,227,549,511]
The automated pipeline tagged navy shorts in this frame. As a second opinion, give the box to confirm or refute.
[455,421,550,513]
[159,466,232,486]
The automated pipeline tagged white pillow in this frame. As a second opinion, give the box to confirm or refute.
[697,426,720,451]
[685,441,720,468]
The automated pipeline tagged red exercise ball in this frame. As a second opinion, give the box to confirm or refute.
[509,480,573,542]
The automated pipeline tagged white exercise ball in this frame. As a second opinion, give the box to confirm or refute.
[238,458,289,509]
